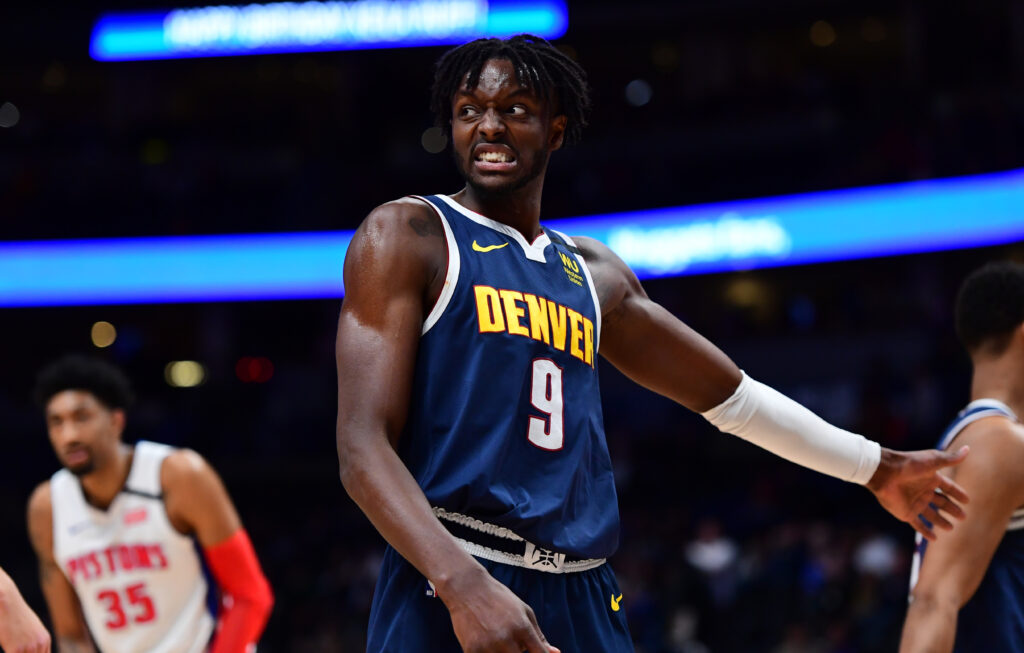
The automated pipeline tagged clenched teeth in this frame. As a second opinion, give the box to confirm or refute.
[477,152,514,162]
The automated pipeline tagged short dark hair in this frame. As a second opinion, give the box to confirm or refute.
[955,261,1024,356]
[34,355,135,410]
[430,34,591,145]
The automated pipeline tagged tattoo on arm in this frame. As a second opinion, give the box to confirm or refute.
[407,216,442,238]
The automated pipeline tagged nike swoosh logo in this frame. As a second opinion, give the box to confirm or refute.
[610,593,623,612]
[472,240,509,253]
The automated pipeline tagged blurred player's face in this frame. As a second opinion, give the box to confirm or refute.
[45,390,124,476]
[450,58,566,197]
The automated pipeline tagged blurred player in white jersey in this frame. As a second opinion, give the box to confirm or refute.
[26,356,273,653]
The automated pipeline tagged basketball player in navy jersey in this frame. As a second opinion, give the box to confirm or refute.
[27,356,273,652]
[335,35,971,652]
[901,261,1024,652]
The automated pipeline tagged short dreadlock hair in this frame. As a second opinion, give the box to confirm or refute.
[34,355,135,411]
[430,34,590,145]
[955,261,1024,356]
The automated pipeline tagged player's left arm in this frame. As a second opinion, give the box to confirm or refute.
[899,419,1024,653]
[162,450,273,653]
[575,235,968,539]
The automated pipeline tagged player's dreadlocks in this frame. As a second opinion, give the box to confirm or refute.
[430,34,590,145]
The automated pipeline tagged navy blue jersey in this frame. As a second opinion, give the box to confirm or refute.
[399,194,619,559]
[910,399,1024,652]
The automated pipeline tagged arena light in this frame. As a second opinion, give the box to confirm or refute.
[2,168,1023,307]
[90,0,569,61]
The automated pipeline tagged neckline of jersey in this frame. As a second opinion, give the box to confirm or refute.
[964,398,1019,422]
[436,194,550,263]
[72,445,143,516]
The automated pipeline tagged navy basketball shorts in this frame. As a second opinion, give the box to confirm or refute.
[367,545,634,652]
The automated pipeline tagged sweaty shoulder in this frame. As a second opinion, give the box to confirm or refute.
[345,198,448,308]
[160,448,241,542]
[570,235,645,318]
[160,448,209,490]
[946,416,1024,486]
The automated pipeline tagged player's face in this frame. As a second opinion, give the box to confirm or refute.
[45,390,124,476]
[450,58,567,197]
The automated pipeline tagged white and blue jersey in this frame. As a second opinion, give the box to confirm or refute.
[399,194,619,559]
[910,399,1024,652]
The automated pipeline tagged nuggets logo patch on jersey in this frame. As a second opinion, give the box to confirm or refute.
[558,251,585,287]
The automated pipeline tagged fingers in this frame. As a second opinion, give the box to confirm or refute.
[932,488,967,520]
[520,605,555,653]
[912,515,937,542]
[921,502,955,531]
[935,445,970,469]
[935,473,969,505]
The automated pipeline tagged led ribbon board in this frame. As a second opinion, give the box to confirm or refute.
[2,169,1023,307]
[90,0,568,60]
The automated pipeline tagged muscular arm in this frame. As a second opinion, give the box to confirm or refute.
[577,236,967,536]
[900,419,1024,653]
[162,450,273,653]
[26,483,95,653]
[336,199,556,653]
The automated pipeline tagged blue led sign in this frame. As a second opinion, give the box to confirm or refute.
[2,169,1023,307]
[90,0,569,61]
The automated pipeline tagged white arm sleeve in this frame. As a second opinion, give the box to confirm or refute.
[700,372,881,484]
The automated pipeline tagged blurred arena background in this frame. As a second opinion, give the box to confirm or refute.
[2,0,1024,650]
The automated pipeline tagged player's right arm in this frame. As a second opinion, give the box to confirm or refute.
[0,564,51,653]
[899,418,1024,653]
[26,483,97,653]
[335,199,558,653]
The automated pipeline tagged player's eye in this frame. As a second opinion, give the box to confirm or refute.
[458,105,479,118]
[508,105,527,116]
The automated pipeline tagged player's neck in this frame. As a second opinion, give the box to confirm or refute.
[79,443,134,510]
[970,352,1024,418]
[455,180,545,242]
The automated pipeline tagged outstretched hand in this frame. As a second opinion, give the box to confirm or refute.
[441,566,560,653]
[865,446,970,541]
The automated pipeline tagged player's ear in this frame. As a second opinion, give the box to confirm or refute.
[548,114,567,151]
[111,408,126,438]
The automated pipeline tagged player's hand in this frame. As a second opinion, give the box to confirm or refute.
[0,592,52,653]
[865,445,970,541]
[440,565,559,653]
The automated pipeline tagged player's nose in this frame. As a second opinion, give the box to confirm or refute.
[478,107,506,140]
[52,421,82,445]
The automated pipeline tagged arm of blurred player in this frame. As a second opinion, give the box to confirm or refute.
[899,418,1024,653]
[26,483,96,653]
[0,564,51,653]
[577,235,968,539]
[162,450,273,653]
[336,199,558,653]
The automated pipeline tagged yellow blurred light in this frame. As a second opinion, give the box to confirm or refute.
[165,361,206,388]
[810,20,837,47]
[91,321,117,348]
